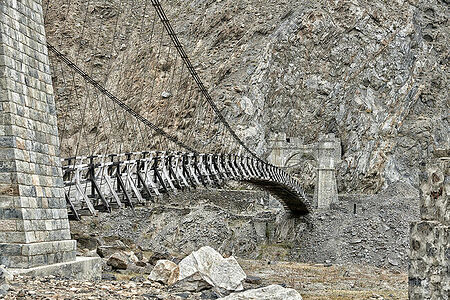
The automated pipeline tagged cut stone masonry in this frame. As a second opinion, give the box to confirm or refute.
[0,0,100,278]
[267,133,341,209]
[408,150,449,299]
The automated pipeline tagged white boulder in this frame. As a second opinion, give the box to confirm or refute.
[170,271,212,292]
[178,246,246,292]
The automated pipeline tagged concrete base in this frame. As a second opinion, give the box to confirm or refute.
[0,240,77,269]
[7,257,102,281]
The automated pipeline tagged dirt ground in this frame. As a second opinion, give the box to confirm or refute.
[239,259,407,300]
[2,259,407,300]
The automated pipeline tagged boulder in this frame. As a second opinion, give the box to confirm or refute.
[178,246,246,292]
[97,246,121,258]
[218,285,303,300]
[178,250,207,279]
[244,276,262,285]
[83,249,100,258]
[147,251,171,265]
[97,240,128,258]
[124,251,139,264]
[170,271,212,292]
[148,260,179,286]
[207,257,246,291]
[107,252,129,270]
[72,234,102,250]
[161,91,172,98]
[136,261,147,267]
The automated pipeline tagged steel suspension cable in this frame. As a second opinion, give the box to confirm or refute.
[150,0,263,162]
[47,43,197,153]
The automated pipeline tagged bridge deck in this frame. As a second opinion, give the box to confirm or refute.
[62,151,310,219]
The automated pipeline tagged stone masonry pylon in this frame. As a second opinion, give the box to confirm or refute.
[0,0,77,269]
[315,134,341,209]
[267,132,341,209]
[409,152,449,299]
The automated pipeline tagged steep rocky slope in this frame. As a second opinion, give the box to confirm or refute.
[44,0,449,193]
[69,188,419,270]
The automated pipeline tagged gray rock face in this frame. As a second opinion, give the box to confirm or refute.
[45,0,448,194]
[178,246,246,292]
[218,284,303,300]
[160,0,448,194]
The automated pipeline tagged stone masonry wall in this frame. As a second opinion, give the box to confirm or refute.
[0,0,75,268]
[409,155,449,299]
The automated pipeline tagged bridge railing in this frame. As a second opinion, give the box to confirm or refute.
[61,151,308,219]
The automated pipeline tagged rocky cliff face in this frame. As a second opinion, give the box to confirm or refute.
[45,0,448,193]
[166,0,448,194]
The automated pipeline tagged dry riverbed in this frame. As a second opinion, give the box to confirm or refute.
[2,259,406,300]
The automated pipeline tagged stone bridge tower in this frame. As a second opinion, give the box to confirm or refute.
[409,152,449,299]
[0,0,100,278]
[267,133,341,209]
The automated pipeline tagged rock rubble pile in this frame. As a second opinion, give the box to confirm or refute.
[0,257,408,299]
[147,246,301,299]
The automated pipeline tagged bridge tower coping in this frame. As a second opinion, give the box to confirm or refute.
[0,0,100,278]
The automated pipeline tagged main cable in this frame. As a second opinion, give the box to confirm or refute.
[47,43,197,153]
[150,0,264,163]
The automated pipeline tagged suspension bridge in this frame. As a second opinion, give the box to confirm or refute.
[43,0,310,217]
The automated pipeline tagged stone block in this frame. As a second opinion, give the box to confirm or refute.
[0,232,25,243]
[21,241,54,256]
[0,240,76,268]
[0,244,22,255]
[7,257,102,281]
[0,219,16,231]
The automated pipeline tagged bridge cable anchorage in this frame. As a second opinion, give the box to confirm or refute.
[47,43,197,154]
[150,0,263,163]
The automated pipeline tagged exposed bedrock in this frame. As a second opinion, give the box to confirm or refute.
[45,0,449,194]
